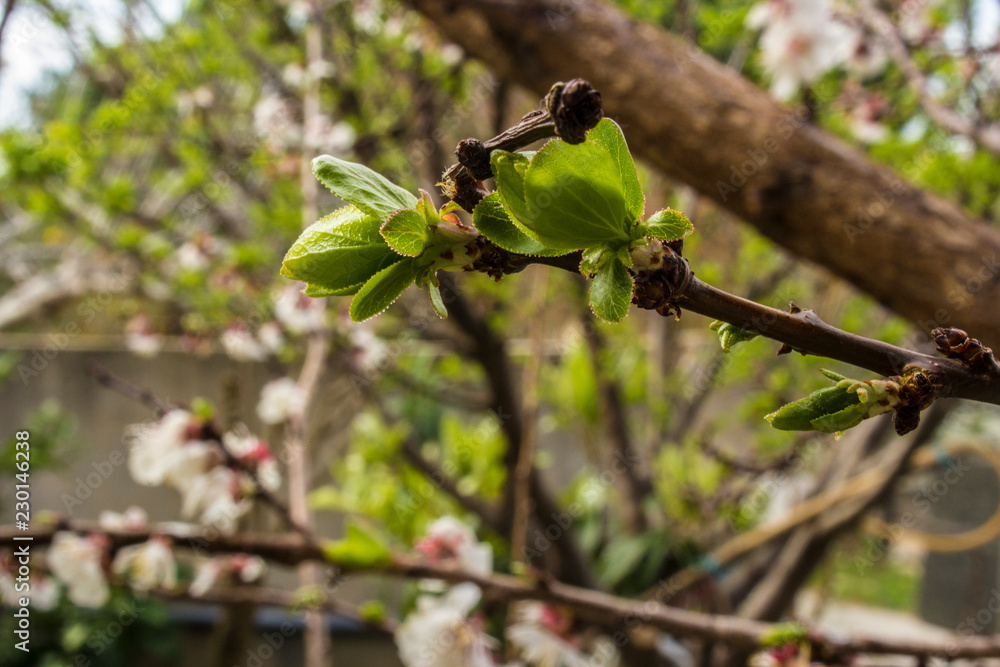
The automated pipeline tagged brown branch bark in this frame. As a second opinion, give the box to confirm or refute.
[405,0,1000,350]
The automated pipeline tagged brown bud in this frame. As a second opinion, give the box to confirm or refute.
[893,407,921,436]
[547,78,603,144]
[455,138,493,181]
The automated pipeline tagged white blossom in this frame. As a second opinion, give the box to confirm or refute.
[0,570,59,611]
[189,558,222,597]
[232,554,267,583]
[303,115,356,153]
[222,326,269,362]
[349,326,389,374]
[746,0,857,100]
[99,506,149,532]
[439,44,465,67]
[28,577,59,611]
[128,410,200,486]
[274,284,326,334]
[112,536,177,592]
[257,322,285,353]
[253,92,300,149]
[174,240,211,272]
[308,59,336,81]
[256,377,306,425]
[395,585,495,667]
[282,62,307,88]
[178,466,249,534]
[192,86,215,108]
[125,314,162,358]
[415,516,492,575]
[126,332,163,358]
[223,430,282,492]
[47,533,109,609]
[506,602,620,667]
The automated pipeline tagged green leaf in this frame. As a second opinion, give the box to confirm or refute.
[759,622,807,647]
[380,209,429,256]
[523,138,630,249]
[322,523,391,568]
[587,119,644,223]
[640,209,694,242]
[709,320,759,352]
[303,282,363,297]
[765,384,861,431]
[490,151,536,234]
[589,258,633,323]
[597,535,649,588]
[580,246,610,277]
[349,259,417,322]
[810,404,867,433]
[312,155,417,220]
[428,282,448,318]
[358,600,387,624]
[281,205,402,291]
[820,369,847,382]
[472,192,564,256]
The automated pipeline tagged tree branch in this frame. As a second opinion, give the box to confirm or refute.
[405,0,1000,351]
[4,519,999,660]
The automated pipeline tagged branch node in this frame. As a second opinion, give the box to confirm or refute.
[932,327,1000,375]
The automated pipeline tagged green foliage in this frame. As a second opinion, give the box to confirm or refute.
[349,259,418,322]
[322,523,393,568]
[472,192,563,256]
[313,154,418,220]
[590,258,634,323]
[521,124,631,249]
[639,208,694,242]
[758,622,807,647]
[709,320,760,351]
[766,370,899,434]
[1,400,77,477]
[281,205,402,295]
[381,209,430,257]
[0,590,178,667]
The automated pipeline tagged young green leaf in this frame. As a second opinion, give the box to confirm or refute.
[709,320,759,352]
[589,258,633,323]
[587,119,644,223]
[765,384,861,431]
[428,282,448,318]
[312,155,417,220]
[281,205,401,292]
[523,139,630,249]
[472,192,565,256]
[349,259,417,322]
[303,282,363,297]
[380,209,429,256]
[490,151,537,235]
[759,622,807,648]
[580,246,611,277]
[640,209,694,242]
[321,523,391,568]
[765,372,902,434]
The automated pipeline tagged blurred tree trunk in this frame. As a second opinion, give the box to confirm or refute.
[406,0,1000,348]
